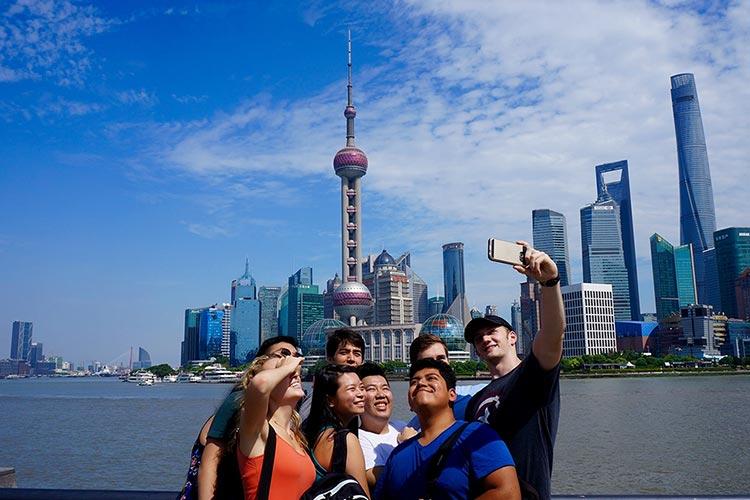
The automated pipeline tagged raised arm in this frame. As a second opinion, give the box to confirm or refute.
[513,241,565,371]
[345,433,371,498]
[238,356,303,457]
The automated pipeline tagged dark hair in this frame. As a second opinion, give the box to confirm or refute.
[356,361,386,381]
[409,334,449,363]
[302,364,360,446]
[409,358,456,391]
[325,329,365,359]
[258,335,299,356]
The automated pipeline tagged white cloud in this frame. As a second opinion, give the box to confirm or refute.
[0,0,113,86]
[116,88,158,106]
[119,0,750,311]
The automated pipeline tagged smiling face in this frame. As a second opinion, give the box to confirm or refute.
[473,326,517,364]
[330,341,364,366]
[361,374,393,421]
[261,356,305,405]
[407,367,456,413]
[328,372,365,423]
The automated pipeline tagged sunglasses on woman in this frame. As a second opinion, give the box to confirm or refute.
[271,347,302,359]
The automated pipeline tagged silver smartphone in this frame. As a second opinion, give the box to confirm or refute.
[488,238,526,265]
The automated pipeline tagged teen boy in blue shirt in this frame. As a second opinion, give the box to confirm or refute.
[376,358,520,500]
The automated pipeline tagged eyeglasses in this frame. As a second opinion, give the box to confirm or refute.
[270,348,302,359]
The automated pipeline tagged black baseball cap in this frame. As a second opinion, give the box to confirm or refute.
[464,315,514,343]
[258,335,300,356]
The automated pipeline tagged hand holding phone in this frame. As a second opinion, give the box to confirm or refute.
[487,238,526,265]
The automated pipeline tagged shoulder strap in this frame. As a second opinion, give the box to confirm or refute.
[330,429,349,473]
[256,424,277,500]
[425,422,470,498]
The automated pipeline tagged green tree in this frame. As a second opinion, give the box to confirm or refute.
[381,360,408,375]
[147,363,177,378]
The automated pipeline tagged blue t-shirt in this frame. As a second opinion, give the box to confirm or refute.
[375,420,514,500]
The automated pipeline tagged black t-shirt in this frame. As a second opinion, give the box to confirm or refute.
[466,351,560,500]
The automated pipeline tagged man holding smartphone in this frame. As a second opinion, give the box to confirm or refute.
[465,240,565,500]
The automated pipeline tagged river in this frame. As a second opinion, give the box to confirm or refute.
[0,375,748,494]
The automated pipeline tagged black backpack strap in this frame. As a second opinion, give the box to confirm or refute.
[256,424,277,500]
[425,422,471,499]
[330,429,349,473]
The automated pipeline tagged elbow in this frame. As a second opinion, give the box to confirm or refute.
[248,372,273,396]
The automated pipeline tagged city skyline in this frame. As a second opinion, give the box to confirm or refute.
[2,1,749,365]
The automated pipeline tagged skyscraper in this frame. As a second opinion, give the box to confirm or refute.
[561,283,617,357]
[364,250,413,325]
[674,243,698,308]
[181,308,201,366]
[258,286,281,343]
[230,261,261,365]
[670,73,717,306]
[532,209,572,287]
[714,228,750,318]
[395,252,429,323]
[595,161,640,318]
[199,305,225,360]
[220,303,232,357]
[331,32,373,326]
[650,234,679,321]
[442,242,466,320]
[133,347,152,370]
[580,190,632,320]
[323,275,341,320]
[10,321,33,360]
[287,267,324,343]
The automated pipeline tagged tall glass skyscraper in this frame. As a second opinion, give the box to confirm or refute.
[199,305,225,360]
[650,234,679,321]
[670,73,717,306]
[532,209,572,287]
[287,267,324,342]
[714,228,750,318]
[442,242,465,314]
[181,308,201,366]
[230,261,261,365]
[595,160,640,319]
[580,191,632,320]
[258,286,281,343]
[650,234,697,322]
[10,321,33,360]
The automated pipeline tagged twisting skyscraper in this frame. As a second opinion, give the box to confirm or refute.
[332,32,373,326]
[670,73,717,307]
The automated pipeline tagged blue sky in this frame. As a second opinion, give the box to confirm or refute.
[1,0,749,367]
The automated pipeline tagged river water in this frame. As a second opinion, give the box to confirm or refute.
[1,375,748,494]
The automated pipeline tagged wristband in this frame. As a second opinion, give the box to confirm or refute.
[540,275,560,287]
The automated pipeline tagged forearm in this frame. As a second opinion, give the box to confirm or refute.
[197,441,222,500]
[533,283,565,369]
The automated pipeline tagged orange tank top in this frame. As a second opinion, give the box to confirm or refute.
[237,434,315,500]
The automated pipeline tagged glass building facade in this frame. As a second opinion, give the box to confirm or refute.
[231,262,261,365]
[674,243,697,307]
[428,296,445,317]
[287,267,323,343]
[714,228,750,318]
[258,286,281,343]
[532,209,572,287]
[581,194,632,320]
[670,73,717,306]
[442,243,465,315]
[182,308,201,366]
[420,313,466,352]
[650,234,679,321]
[10,321,33,360]
[595,161,640,319]
[199,306,225,360]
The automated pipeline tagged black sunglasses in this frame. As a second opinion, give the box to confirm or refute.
[271,347,302,358]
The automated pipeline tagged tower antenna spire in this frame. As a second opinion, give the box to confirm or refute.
[345,29,356,147]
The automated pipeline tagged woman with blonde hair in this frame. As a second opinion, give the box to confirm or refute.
[235,351,314,499]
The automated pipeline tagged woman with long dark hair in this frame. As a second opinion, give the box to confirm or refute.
[302,364,370,496]
[235,353,315,499]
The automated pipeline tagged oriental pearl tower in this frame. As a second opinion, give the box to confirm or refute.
[332,32,373,326]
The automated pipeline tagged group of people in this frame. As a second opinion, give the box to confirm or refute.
[179,242,565,500]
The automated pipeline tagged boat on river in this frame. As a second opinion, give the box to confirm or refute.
[126,371,157,384]
[199,364,241,383]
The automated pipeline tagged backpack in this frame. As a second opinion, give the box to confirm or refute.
[257,426,367,500]
[177,418,210,500]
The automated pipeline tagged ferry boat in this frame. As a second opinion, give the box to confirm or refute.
[138,378,154,386]
[126,371,157,384]
[162,374,178,383]
[176,372,202,383]
[199,364,241,383]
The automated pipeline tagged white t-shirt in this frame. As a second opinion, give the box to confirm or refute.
[358,420,406,469]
